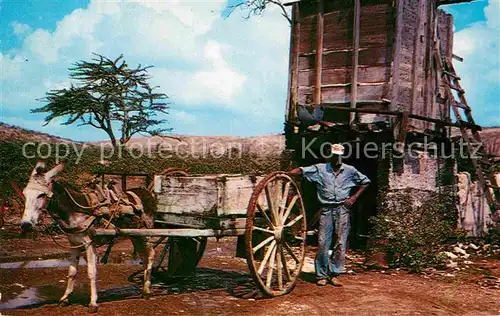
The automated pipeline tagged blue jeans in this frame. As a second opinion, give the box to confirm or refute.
[315,204,350,280]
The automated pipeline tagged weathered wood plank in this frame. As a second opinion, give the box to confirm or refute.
[156,175,263,217]
[350,0,361,124]
[298,46,391,70]
[299,65,390,87]
[155,214,249,231]
[298,15,316,54]
[314,0,324,106]
[321,84,385,104]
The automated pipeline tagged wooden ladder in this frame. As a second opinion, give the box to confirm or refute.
[434,43,499,216]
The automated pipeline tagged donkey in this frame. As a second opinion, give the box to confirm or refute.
[20,162,156,313]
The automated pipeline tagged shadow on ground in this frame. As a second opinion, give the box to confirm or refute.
[2,267,262,310]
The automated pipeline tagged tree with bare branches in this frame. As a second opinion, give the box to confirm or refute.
[227,0,292,25]
[33,54,170,149]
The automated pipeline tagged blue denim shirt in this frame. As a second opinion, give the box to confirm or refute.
[300,163,370,205]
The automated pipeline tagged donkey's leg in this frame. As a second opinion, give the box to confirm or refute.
[59,247,81,306]
[143,238,155,298]
[132,237,155,298]
[85,243,99,313]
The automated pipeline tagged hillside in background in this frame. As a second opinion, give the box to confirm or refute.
[0,122,285,157]
[93,134,286,157]
[476,127,500,157]
[0,123,75,144]
[1,122,499,157]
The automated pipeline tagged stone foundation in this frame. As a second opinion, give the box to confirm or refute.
[457,172,499,236]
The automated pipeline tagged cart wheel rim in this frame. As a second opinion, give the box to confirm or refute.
[246,172,307,297]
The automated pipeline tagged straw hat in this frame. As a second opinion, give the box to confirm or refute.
[331,143,345,155]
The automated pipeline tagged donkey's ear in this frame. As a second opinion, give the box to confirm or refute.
[31,161,47,177]
[45,162,66,183]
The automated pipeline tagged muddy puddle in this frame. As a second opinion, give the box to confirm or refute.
[0,268,254,310]
[0,257,143,269]
[0,285,62,310]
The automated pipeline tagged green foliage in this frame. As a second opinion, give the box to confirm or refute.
[32,54,170,148]
[484,222,500,247]
[370,188,459,272]
[0,140,283,205]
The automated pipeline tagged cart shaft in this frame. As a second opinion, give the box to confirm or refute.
[94,228,245,238]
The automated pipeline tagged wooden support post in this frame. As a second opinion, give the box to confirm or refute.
[314,0,324,106]
[350,0,361,125]
[410,0,424,116]
[390,0,404,112]
[424,0,434,131]
[286,3,301,122]
[397,111,410,146]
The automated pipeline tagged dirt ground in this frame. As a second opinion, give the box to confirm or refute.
[0,227,499,316]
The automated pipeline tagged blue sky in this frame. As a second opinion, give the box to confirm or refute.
[1,0,499,142]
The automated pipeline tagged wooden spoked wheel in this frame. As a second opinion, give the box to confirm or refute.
[152,236,207,272]
[246,172,307,297]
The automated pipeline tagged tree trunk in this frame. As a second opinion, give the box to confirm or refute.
[103,128,118,151]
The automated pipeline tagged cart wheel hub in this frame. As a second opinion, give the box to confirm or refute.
[274,225,283,241]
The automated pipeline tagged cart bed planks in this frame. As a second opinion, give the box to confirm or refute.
[154,174,264,217]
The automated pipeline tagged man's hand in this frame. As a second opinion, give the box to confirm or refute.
[344,184,369,209]
[288,168,302,175]
[344,196,356,208]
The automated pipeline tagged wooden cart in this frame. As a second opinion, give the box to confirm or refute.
[95,171,307,297]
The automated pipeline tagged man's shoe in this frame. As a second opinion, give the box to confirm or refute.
[330,276,343,287]
[316,279,328,286]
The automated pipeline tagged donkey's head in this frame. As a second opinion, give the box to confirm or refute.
[21,161,65,233]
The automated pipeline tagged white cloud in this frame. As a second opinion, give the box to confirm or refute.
[452,0,500,126]
[0,53,23,80]
[25,29,59,64]
[170,110,197,125]
[172,41,246,104]
[135,0,225,35]
[485,0,500,29]
[11,22,32,37]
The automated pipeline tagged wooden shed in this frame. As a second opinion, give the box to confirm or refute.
[285,0,471,135]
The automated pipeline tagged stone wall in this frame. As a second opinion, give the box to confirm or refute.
[389,152,440,191]
[457,172,499,236]
[388,152,497,236]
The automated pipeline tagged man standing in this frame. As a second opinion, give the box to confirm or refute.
[289,144,370,286]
